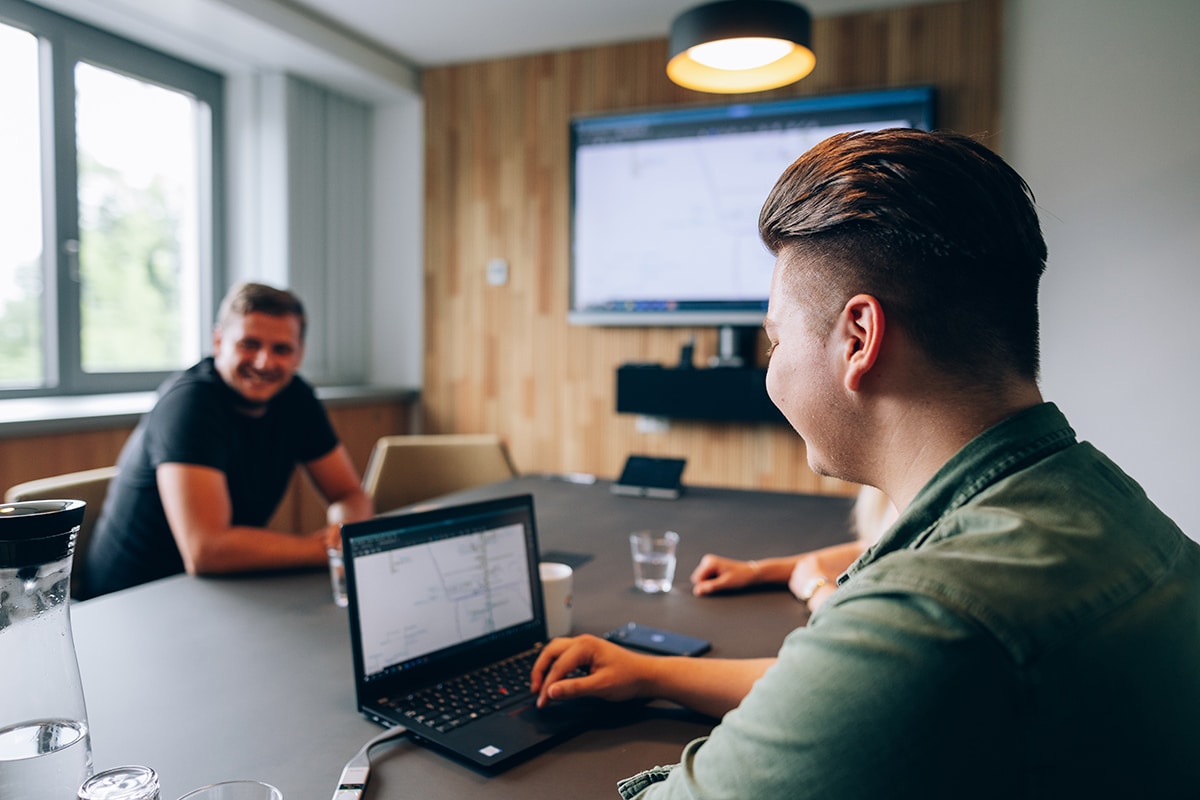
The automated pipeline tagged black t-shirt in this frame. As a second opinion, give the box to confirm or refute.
[85,358,339,596]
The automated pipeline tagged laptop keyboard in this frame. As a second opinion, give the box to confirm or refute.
[382,649,542,734]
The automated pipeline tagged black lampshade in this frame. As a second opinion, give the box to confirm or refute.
[668,0,815,93]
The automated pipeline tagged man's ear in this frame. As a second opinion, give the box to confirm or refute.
[211,325,223,356]
[839,294,885,393]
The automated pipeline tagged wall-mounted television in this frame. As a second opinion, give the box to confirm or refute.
[568,86,936,328]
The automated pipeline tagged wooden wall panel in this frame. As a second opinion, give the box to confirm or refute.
[0,427,133,495]
[421,0,1002,496]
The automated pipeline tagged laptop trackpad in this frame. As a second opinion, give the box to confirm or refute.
[444,702,568,765]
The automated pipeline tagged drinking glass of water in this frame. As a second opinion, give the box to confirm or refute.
[629,530,679,593]
[327,545,348,607]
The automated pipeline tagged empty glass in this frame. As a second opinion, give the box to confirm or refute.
[78,765,160,799]
[175,780,282,800]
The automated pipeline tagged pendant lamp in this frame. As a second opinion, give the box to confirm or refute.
[667,0,815,94]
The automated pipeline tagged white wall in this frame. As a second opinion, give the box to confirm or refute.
[1002,0,1200,540]
[368,98,424,388]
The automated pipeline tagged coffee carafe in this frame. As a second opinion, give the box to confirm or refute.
[0,499,93,798]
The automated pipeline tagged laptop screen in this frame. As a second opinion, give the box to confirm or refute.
[344,495,543,685]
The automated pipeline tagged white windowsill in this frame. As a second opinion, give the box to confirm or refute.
[0,385,418,439]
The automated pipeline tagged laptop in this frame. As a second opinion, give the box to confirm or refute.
[341,493,595,771]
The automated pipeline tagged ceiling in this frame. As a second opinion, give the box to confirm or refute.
[286,0,936,68]
[29,0,948,102]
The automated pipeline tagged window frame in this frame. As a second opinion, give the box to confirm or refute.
[0,0,224,398]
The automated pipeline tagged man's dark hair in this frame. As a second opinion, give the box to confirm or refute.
[216,282,308,342]
[758,128,1048,381]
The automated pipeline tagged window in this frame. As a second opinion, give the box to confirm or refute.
[0,20,42,387]
[0,0,222,396]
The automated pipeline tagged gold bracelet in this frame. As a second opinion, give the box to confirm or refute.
[797,575,829,603]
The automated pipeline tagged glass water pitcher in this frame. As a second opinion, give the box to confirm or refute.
[0,499,93,798]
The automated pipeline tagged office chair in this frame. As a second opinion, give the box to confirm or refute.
[5,465,119,600]
[361,434,518,514]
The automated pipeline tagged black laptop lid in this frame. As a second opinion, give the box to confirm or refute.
[342,494,547,697]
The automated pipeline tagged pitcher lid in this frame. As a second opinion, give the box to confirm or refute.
[0,499,86,568]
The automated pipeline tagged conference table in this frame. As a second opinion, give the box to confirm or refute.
[72,475,855,800]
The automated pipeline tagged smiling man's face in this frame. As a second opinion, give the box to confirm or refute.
[763,250,858,482]
[212,311,304,406]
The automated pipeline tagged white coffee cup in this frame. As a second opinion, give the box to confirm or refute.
[539,561,573,638]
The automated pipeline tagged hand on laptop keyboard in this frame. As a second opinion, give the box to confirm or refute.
[387,650,540,733]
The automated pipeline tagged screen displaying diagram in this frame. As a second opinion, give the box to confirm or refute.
[355,522,533,677]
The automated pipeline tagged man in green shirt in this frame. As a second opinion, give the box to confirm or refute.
[531,129,1200,797]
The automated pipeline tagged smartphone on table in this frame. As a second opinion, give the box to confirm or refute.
[603,622,711,657]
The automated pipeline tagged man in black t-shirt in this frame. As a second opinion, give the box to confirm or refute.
[85,283,373,597]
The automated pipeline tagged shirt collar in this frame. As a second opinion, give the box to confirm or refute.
[841,402,1077,584]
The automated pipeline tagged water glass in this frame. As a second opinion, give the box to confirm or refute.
[78,765,160,799]
[327,545,348,607]
[175,780,282,800]
[629,530,679,593]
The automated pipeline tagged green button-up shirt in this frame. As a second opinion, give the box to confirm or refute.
[619,403,1200,798]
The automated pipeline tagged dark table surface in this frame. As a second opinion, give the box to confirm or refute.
[72,475,854,800]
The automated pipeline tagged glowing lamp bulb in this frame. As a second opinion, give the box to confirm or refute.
[687,37,795,71]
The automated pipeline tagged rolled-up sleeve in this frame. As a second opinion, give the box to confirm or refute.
[618,591,1015,799]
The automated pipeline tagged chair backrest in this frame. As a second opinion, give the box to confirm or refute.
[5,465,119,600]
[361,434,518,514]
